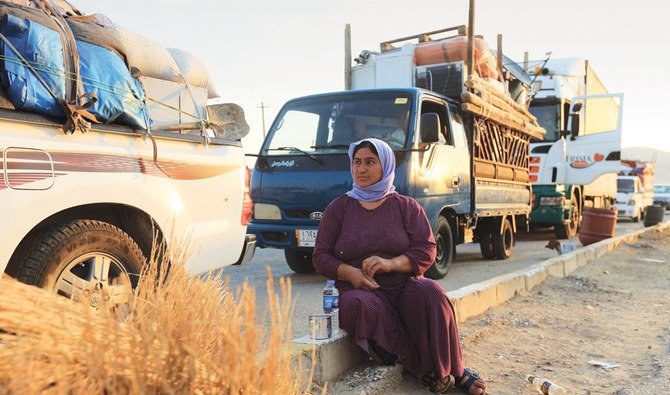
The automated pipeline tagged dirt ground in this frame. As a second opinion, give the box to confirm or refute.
[328,227,670,394]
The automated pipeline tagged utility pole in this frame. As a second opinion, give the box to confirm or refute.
[257,100,269,138]
[344,24,352,90]
[467,0,476,80]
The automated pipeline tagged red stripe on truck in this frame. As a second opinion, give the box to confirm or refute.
[1,149,239,189]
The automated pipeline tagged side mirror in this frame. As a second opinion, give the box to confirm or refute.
[207,103,250,140]
[420,113,440,144]
[569,113,580,140]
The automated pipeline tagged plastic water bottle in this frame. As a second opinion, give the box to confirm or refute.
[525,375,566,395]
[323,279,339,314]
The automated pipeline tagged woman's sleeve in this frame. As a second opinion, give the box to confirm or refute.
[312,198,345,279]
[401,198,437,276]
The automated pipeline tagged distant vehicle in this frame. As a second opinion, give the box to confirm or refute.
[523,58,623,238]
[654,185,670,210]
[615,176,646,221]
[615,160,654,221]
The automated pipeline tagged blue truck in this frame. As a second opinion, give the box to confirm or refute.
[248,28,545,279]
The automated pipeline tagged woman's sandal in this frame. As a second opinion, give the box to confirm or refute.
[455,367,487,395]
[421,373,455,394]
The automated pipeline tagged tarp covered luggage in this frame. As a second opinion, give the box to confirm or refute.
[67,13,219,99]
[0,0,224,133]
[0,12,148,129]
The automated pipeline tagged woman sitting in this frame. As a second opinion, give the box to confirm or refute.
[312,138,487,394]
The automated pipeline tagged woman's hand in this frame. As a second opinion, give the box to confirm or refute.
[362,255,394,279]
[362,255,414,279]
[337,265,379,290]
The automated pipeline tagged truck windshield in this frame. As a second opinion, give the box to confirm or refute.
[617,178,635,193]
[529,103,561,142]
[263,92,412,155]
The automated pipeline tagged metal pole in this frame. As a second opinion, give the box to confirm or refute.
[257,101,269,138]
[523,51,529,73]
[467,0,476,218]
[497,33,504,81]
[467,0,476,79]
[345,24,352,90]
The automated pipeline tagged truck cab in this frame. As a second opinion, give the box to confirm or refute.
[526,58,623,238]
[249,89,457,276]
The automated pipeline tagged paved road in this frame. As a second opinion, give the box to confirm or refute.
[218,215,666,338]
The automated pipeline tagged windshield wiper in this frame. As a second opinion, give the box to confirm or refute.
[311,144,350,150]
[269,146,324,164]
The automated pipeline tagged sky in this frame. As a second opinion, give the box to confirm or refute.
[84,0,670,154]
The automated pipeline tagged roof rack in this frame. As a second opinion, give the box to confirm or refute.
[379,25,467,52]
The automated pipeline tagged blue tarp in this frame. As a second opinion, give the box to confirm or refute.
[0,14,148,129]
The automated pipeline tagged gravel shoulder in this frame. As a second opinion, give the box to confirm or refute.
[327,227,670,394]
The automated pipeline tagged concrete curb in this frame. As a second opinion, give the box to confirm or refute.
[291,222,670,385]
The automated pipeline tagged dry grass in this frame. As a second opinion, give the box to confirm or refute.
[0,237,316,394]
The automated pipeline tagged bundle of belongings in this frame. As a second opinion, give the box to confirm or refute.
[0,0,218,133]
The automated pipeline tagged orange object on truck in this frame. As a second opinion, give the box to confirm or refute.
[413,35,499,80]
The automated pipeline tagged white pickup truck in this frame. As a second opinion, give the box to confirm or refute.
[1,104,256,303]
[0,1,255,309]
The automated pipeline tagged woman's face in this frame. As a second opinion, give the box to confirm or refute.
[353,147,382,188]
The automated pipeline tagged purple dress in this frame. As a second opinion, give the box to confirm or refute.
[312,193,464,380]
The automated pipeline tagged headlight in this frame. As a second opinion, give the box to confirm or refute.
[253,203,282,220]
[627,199,636,205]
[540,196,566,206]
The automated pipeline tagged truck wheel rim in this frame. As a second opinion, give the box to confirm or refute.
[504,227,512,254]
[50,252,133,313]
[435,233,444,262]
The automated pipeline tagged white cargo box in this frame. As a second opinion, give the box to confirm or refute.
[351,44,416,90]
[140,76,208,129]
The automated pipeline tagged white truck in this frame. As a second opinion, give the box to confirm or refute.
[615,160,654,221]
[0,2,255,308]
[524,58,624,238]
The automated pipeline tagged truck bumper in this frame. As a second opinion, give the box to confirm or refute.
[614,203,635,219]
[233,234,257,265]
[248,222,318,250]
[530,206,569,226]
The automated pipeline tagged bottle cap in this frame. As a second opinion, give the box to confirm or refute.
[326,279,335,285]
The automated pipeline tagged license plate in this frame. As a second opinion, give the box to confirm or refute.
[296,229,318,247]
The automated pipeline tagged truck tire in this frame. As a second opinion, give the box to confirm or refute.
[425,216,453,280]
[492,218,513,260]
[478,231,495,260]
[284,250,316,273]
[643,205,665,227]
[555,195,580,239]
[15,220,145,311]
